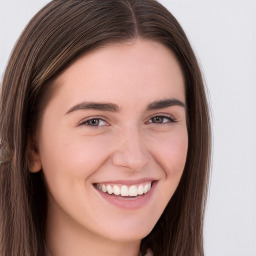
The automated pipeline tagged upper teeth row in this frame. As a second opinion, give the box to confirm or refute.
[96,182,152,197]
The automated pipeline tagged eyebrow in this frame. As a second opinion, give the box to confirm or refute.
[65,98,185,115]
[146,98,185,111]
[65,102,119,114]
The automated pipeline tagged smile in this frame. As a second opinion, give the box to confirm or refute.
[95,182,152,197]
[93,180,156,209]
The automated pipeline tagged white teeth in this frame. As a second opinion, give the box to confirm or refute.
[96,182,153,197]
[138,185,144,195]
[107,184,113,194]
[144,184,149,193]
[121,185,129,196]
[129,185,138,196]
[113,185,120,195]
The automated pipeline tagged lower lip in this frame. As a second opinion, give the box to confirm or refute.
[94,182,156,210]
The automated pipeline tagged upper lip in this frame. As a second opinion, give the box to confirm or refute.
[93,178,156,186]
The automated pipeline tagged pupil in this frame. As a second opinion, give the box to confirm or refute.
[90,119,99,125]
[154,117,163,123]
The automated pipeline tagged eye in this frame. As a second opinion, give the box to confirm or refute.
[79,118,108,127]
[147,115,176,124]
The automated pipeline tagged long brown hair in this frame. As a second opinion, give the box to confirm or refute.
[0,0,211,255]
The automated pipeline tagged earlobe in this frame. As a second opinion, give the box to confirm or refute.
[27,137,42,173]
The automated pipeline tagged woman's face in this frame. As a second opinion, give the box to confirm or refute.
[31,39,188,244]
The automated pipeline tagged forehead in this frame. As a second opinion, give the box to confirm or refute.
[50,39,185,109]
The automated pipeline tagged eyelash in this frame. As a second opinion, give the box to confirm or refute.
[79,118,108,127]
[78,115,177,127]
[146,115,177,124]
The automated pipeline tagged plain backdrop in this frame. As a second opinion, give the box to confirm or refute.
[0,1,255,255]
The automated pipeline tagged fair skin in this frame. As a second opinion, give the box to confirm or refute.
[30,39,188,256]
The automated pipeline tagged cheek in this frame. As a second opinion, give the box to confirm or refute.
[152,129,188,179]
[38,131,113,216]
[39,132,112,180]
[154,133,188,208]
[168,136,188,175]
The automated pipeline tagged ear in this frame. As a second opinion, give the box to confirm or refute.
[27,136,42,173]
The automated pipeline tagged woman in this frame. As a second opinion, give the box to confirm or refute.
[0,0,211,255]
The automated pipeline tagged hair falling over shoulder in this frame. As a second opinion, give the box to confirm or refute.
[0,0,211,255]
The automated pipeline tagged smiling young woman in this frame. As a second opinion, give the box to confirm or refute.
[0,1,211,256]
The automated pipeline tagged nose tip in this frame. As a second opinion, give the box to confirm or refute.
[111,131,150,171]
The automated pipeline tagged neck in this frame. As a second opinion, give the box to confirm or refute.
[45,234,141,256]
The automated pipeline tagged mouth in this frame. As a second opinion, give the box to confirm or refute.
[93,181,156,209]
[94,181,152,198]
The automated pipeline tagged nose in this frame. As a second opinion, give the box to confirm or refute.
[111,125,150,171]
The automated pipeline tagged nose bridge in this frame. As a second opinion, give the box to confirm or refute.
[112,123,150,170]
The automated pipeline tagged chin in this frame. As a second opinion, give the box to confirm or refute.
[98,220,155,243]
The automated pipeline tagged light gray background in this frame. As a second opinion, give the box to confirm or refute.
[0,1,255,255]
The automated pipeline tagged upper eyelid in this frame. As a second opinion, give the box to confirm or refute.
[77,116,109,126]
[146,113,177,121]
[146,115,176,124]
